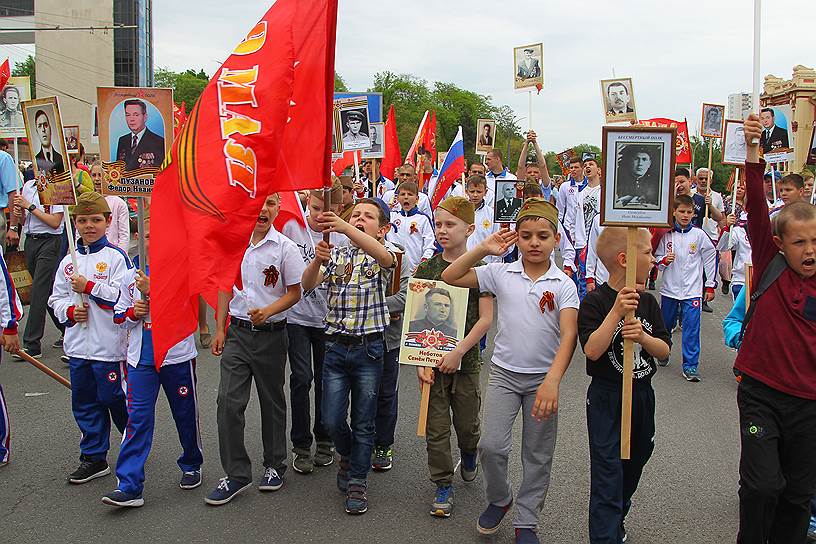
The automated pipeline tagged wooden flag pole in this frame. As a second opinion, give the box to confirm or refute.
[16,349,71,389]
[704,139,713,221]
[353,151,361,194]
[63,207,87,328]
[528,90,533,132]
[417,367,432,437]
[371,158,379,198]
[620,227,638,459]
[771,162,777,202]
[728,167,740,247]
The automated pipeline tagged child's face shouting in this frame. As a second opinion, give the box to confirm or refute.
[255,194,279,233]
[398,190,418,211]
[350,203,387,240]
[774,218,816,278]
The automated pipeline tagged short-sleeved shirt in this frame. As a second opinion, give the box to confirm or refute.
[578,283,671,385]
[0,150,18,207]
[475,260,579,373]
[22,179,65,235]
[413,254,491,374]
[323,243,396,336]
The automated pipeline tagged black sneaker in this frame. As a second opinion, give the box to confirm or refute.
[101,489,144,507]
[702,301,713,313]
[345,482,368,515]
[477,500,513,535]
[683,368,701,382]
[179,470,202,489]
[721,280,730,295]
[12,348,42,361]
[60,355,70,365]
[67,459,110,484]
[51,337,64,349]
[258,467,283,491]
[314,441,335,467]
[657,358,670,367]
[204,477,251,505]
[371,445,393,471]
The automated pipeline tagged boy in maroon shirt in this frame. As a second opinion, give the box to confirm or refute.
[736,115,816,543]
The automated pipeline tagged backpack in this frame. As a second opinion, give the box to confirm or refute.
[739,253,788,342]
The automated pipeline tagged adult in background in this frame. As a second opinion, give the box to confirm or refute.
[484,149,517,209]
[0,140,21,249]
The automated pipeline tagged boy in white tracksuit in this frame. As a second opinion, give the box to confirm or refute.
[722,221,751,301]
[654,195,717,382]
[48,192,131,484]
[386,181,435,272]
[0,249,22,466]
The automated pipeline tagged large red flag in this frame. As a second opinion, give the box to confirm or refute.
[380,104,401,179]
[0,59,10,91]
[273,191,307,233]
[639,117,691,164]
[150,0,338,366]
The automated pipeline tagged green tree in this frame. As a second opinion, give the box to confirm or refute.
[334,73,348,92]
[690,136,733,193]
[12,55,35,98]
[154,67,209,107]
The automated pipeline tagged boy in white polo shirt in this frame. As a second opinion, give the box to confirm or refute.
[442,198,579,544]
[205,193,305,505]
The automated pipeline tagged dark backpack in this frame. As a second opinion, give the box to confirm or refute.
[739,253,788,342]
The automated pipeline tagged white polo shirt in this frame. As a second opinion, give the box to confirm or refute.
[22,180,65,235]
[229,226,306,323]
[475,260,579,373]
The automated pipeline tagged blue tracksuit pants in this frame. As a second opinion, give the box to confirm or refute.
[660,297,701,372]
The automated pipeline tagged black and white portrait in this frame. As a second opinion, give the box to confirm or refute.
[701,103,725,138]
[0,77,30,138]
[63,125,80,154]
[339,107,371,151]
[494,180,522,223]
[513,43,544,91]
[476,119,496,155]
[722,120,747,166]
[614,143,662,209]
[601,78,637,124]
[361,121,384,160]
[25,103,66,176]
[408,287,457,338]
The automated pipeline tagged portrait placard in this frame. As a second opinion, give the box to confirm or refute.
[63,125,80,155]
[513,43,544,92]
[722,119,747,166]
[494,180,522,223]
[437,151,448,169]
[600,78,637,124]
[701,103,725,138]
[601,126,675,227]
[400,279,469,368]
[5,250,32,306]
[475,119,496,155]
[759,105,795,163]
[0,76,31,139]
[22,96,76,206]
[361,121,385,160]
[97,87,174,197]
[334,96,371,152]
[555,148,576,175]
[334,92,382,123]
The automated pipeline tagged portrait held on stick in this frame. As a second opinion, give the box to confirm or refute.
[0,76,30,138]
[759,105,795,162]
[335,96,371,152]
[400,279,468,369]
[600,77,637,124]
[722,119,747,166]
[63,125,80,155]
[513,43,544,91]
[601,126,675,227]
[361,121,384,160]
[700,103,725,138]
[475,119,496,155]
[21,96,76,206]
[494,180,522,223]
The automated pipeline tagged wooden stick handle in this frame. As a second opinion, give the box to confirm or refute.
[417,376,431,437]
[620,227,638,459]
[17,350,71,389]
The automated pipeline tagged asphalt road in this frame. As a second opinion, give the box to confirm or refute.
[0,291,741,544]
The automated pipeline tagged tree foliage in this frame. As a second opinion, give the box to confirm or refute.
[12,55,35,99]
[690,136,733,194]
[154,67,209,107]
[334,73,348,92]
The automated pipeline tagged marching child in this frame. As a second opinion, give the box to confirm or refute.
[654,195,717,381]
[442,198,579,544]
[465,174,503,264]
[386,180,435,273]
[774,173,806,212]
[578,227,671,543]
[414,196,494,518]
[102,215,202,507]
[47,192,131,483]
[734,115,816,542]
[0,248,22,467]
[205,193,305,505]
[282,182,344,474]
[301,198,397,515]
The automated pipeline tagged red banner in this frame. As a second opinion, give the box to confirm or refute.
[149,0,338,366]
[380,104,401,180]
[639,117,691,164]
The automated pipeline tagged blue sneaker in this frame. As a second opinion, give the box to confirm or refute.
[101,489,144,508]
[179,470,202,490]
[345,481,368,515]
[337,457,350,493]
[683,368,701,382]
[477,500,513,535]
[514,528,540,544]
[204,477,251,505]
[258,467,283,491]
[430,484,453,517]
[808,517,816,542]
[460,450,478,482]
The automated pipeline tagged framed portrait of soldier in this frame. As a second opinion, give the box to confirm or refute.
[334,96,371,152]
[600,78,637,124]
[722,119,747,166]
[97,87,173,197]
[601,126,676,227]
[22,96,76,205]
[63,125,80,155]
[0,76,30,139]
[759,105,795,163]
[361,121,384,160]
[513,43,544,92]
[494,180,523,223]
[700,103,725,138]
[399,279,469,368]
[476,119,496,155]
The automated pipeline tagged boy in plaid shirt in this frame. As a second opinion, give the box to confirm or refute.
[301,197,397,516]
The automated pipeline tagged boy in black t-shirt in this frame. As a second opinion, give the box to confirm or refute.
[578,227,672,544]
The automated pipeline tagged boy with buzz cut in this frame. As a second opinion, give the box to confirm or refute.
[301,197,398,516]
[654,194,716,382]
[102,215,202,508]
[205,193,305,506]
[579,227,671,544]
[734,115,816,543]
[282,180,345,475]
[414,196,494,518]
[48,192,131,484]
[443,198,579,544]
[386,180,435,273]
[465,174,504,264]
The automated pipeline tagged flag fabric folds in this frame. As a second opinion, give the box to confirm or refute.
[0,59,10,91]
[379,104,401,180]
[427,126,465,209]
[149,0,338,367]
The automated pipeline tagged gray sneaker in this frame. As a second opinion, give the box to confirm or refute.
[292,448,314,474]
[430,485,453,517]
[314,441,335,467]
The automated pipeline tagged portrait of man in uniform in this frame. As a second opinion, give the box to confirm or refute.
[614,143,662,209]
[0,86,23,129]
[701,103,725,139]
[340,109,370,151]
[513,43,544,91]
[759,107,790,153]
[408,287,457,338]
[115,98,166,171]
[495,182,523,222]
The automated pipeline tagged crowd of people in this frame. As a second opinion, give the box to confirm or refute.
[0,114,814,544]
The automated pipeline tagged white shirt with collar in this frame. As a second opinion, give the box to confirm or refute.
[229,226,306,323]
[584,214,609,284]
[475,260,579,373]
[654,225,717,300]
[22,179,65,235]
[556,176,589,249]
[468,200,504,264]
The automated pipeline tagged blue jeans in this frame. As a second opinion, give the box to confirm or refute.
[321,336,384,482]
[375,348,399,448]
[68,358,128,461]
[287,323,331,449]
[660,297,701,372]
[572,246,588,301]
